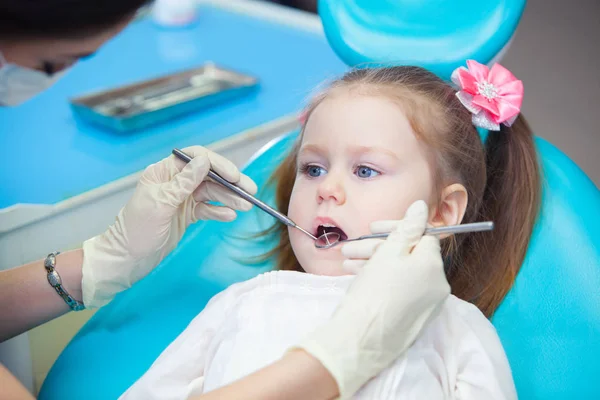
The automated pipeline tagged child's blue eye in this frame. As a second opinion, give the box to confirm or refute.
[302,164,327,177]
[355,166,380,178]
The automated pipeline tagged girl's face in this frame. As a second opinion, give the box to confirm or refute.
[288,91,437,276]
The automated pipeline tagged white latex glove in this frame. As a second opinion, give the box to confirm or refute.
[295,200,451,399]
[81,146,257,308]
[341,219,418,274]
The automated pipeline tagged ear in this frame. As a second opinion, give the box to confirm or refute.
[429,184,468,238]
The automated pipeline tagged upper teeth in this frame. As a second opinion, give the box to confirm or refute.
[321,223,336,228]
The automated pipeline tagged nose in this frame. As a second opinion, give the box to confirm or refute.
[317,172,346,205]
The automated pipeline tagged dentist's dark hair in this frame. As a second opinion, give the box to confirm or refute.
[0,0,150,39]
[259,65,541,318]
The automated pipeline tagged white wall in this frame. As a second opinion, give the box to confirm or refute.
[501,0,600,186]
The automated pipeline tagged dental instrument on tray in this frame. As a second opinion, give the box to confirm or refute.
[314,221,494,249]
[172,148,318,240]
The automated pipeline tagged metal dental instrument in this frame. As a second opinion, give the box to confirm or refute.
[172,148,317,240]
[315,221,494,249]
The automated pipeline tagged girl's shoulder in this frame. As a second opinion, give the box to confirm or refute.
[428,295,506,358]
[444,295,488,321]
[437,295,497,335]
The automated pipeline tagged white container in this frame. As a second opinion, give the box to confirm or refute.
[152,0,198,27]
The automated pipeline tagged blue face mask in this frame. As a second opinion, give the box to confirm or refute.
[0,51,69,106]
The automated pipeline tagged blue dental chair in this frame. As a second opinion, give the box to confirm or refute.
[40,1,600,399]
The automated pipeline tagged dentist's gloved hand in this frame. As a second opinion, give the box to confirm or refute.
[81,146,257,308]
[295,200,450,399]
[341,217,421,274]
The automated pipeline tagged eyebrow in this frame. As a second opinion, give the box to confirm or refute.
[299,144,400,160]
[299,144,326,156]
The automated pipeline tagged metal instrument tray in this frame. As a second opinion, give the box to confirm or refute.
[69,63,259,132]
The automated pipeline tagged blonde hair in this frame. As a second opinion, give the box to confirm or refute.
[260,66,541,318]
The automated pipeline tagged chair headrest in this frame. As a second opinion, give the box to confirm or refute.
[318,0,526,79]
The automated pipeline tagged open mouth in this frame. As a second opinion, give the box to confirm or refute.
[315,224,348,241]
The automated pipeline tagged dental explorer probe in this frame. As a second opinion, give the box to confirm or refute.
[314,221,495,249]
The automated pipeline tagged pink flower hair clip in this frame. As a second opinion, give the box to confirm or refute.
[451,60,524,131]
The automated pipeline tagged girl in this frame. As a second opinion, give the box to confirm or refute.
[120,60,540,399]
